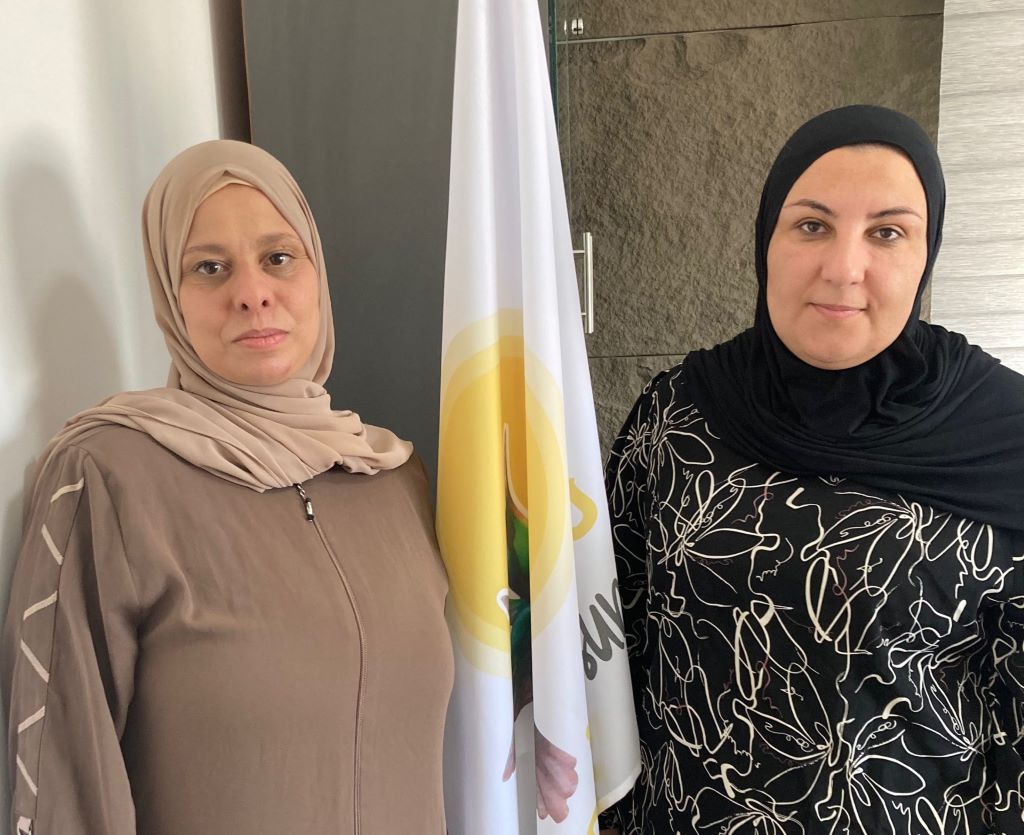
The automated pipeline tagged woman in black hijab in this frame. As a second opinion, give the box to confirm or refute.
[602,106,1024,834]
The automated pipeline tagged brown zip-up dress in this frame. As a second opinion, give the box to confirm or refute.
[2,425,453,834]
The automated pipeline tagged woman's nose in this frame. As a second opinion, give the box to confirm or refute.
[820,234,867,286]
[230,263,273,311]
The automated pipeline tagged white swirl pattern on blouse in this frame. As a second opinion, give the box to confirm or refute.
[607,366,1024,835]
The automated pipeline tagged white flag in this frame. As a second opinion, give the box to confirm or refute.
[437,1,641,832]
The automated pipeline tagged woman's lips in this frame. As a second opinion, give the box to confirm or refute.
[234,328,287,348]
[811,303,864,320]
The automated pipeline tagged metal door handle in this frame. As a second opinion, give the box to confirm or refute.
[573,232,594,334]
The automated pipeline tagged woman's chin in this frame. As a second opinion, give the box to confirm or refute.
[791,342,873,371]
[220,361,298,387]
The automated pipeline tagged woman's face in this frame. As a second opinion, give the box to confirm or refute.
[766,145,928,370]
[178,184,320,386]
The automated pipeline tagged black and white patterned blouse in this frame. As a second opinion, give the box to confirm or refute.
[604,366,1024,835]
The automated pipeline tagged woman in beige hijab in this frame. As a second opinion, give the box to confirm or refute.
[2,140,452,835]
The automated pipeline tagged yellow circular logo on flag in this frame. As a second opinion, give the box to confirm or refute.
[437,311,578,676]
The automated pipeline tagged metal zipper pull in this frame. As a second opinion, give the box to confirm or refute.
[294,483,315,521]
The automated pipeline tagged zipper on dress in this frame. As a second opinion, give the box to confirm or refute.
[309,514,367,834]
[294,483,315,521]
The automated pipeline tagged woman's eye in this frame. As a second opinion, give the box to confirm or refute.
[194,260,224,276]
[873,227,903,242]
[267,252,292,267]
[798,220,826,235]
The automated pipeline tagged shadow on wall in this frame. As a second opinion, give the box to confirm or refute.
[0,134,125,807]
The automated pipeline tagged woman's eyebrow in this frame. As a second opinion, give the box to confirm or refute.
[868,206,923,220]
[182,242,227,256]
[783,198,835,216]
[257,233,304,248]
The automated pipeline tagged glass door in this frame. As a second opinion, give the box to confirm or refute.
[548,1,943,457]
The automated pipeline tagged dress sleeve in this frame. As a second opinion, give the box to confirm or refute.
[599,376,661,833]
[2,446,141,835]
[605,375,660,673]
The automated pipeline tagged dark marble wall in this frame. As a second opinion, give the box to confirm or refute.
[555,3,943,455]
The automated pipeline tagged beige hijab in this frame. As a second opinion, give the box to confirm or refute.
[36,140,412,491]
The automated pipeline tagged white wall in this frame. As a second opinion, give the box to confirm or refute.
[932,0,1024,373]
[0,0,225,819]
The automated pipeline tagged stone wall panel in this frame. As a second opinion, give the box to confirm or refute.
[560,15,943,364]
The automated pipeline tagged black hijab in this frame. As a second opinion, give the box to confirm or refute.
[681,105,1024,531]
